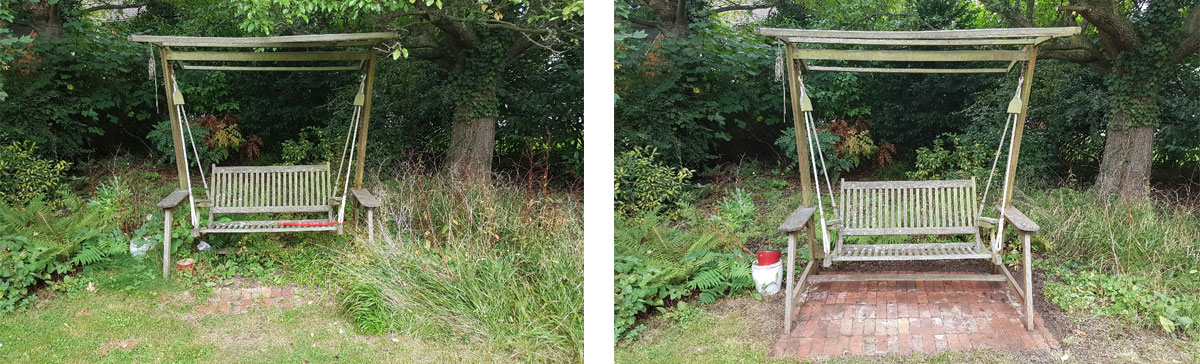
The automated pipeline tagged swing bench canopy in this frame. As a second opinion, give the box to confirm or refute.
[755,27,1079,333]
[131,32,396,278]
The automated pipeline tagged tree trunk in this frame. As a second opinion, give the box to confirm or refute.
[1094,108,1155,200]
[448,87,498,181]
[23,2,64,39]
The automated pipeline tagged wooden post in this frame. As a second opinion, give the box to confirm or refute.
[1001,46,1038,208]
[783,43,821,263]
[1022,232,1034,330]
[354,52,377,190]
[163,208,172,279]
[159,47,188,191]
[784,233,797,333]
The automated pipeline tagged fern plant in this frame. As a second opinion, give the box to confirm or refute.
[682,249,755,304]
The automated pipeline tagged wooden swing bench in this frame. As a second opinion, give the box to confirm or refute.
[132,32,397,279]
[156,165,380,237]
[755,26,1078,333]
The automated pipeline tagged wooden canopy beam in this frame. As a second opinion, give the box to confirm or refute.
[129,32,397,47]
[793,49,1028,62]
[784,37,1042,46]
[757,27,1080,40]
[165,51,371,62]
[178,64,362,72]
[806,66,1009,74]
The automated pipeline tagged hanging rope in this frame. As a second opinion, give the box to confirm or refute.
[169,75,201,229]
[795,77,833,255]
[992,67,1028,252]
[333,76,367,200]
[979,73,1024,218]
[171,76,208,193]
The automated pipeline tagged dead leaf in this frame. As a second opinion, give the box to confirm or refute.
[75,308,90,317]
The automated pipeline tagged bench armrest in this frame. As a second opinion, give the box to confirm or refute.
[350,188,381,208]
[157,190,190,210]
[1003,207,1040,233]
[778,205,817,233]
[976,216,998,229]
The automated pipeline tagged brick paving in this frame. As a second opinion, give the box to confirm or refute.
[195,283,304,315]
[773,271,1059,359]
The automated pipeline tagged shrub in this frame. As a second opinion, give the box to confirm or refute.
[1042,266,1200,338]
[614,212,756,340]
[280,126,336,165]
[774,119,894,180]
[0,234,71,313]
[907,133,990,180]
[615,147,694,217]
[0,142,70,205]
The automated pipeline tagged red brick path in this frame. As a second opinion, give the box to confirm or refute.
[772,271,1060,359]
[195,284,303,315]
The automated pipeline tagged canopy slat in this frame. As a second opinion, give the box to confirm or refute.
[165,51,371,62]
[806,66,1009,74]
[179,64,362,72]
[757,27,1080,40]
[793,49,1028,62]
[129,32,397,46]
[785,37,1041,46]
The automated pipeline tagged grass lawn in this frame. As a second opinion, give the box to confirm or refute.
[0,259,511,363]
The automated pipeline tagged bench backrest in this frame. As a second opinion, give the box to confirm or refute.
[838,179,978,236]
[210,164,333,214]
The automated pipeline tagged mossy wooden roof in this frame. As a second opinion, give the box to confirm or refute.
[756,27,1080,74]
[129,32,396,72]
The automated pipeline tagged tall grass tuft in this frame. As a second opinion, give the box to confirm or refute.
[1022,188,1200,292]
[338,165,582,362]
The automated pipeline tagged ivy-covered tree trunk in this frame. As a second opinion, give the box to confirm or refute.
[448,74,500,180]
[1094,52,1167,200]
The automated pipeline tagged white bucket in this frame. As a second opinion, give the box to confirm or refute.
[751,260,783,296]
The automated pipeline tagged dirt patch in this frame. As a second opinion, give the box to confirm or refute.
[97,337,144,356]
[198,315,290,355]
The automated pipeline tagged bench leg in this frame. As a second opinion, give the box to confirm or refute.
[784,233,796,334]
[366,208,374,242]
[1022,232,1034,330]
[163,209,172,279]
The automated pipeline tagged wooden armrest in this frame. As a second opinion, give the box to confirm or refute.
[157,190,189,209]
[778,206,817,233]
[195,199,211,208]
[1003,207,1040,233]
[350,188,381,208]
[976,216,998,229]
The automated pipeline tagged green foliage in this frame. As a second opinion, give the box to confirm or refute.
[342,284,394,335]
[615,147,695,217]
[683,249,755,305]
[907,134,989,180]
[0,195,123,313]
[614,254,689,340]
[614,210,756,340]
[0,22,156,160]
[709,188,755,232]
[615,17,785,168]
[280,126,335,165]
[0,234,70,313]
[1042,266,1200,338]
[0,142,71,205]
[338,168,582,361]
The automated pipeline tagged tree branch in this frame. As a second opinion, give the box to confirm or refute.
[1170,2,1200,63]
[1059,1,1140,55]
[79,2,145,14]
[712,4,774,13]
